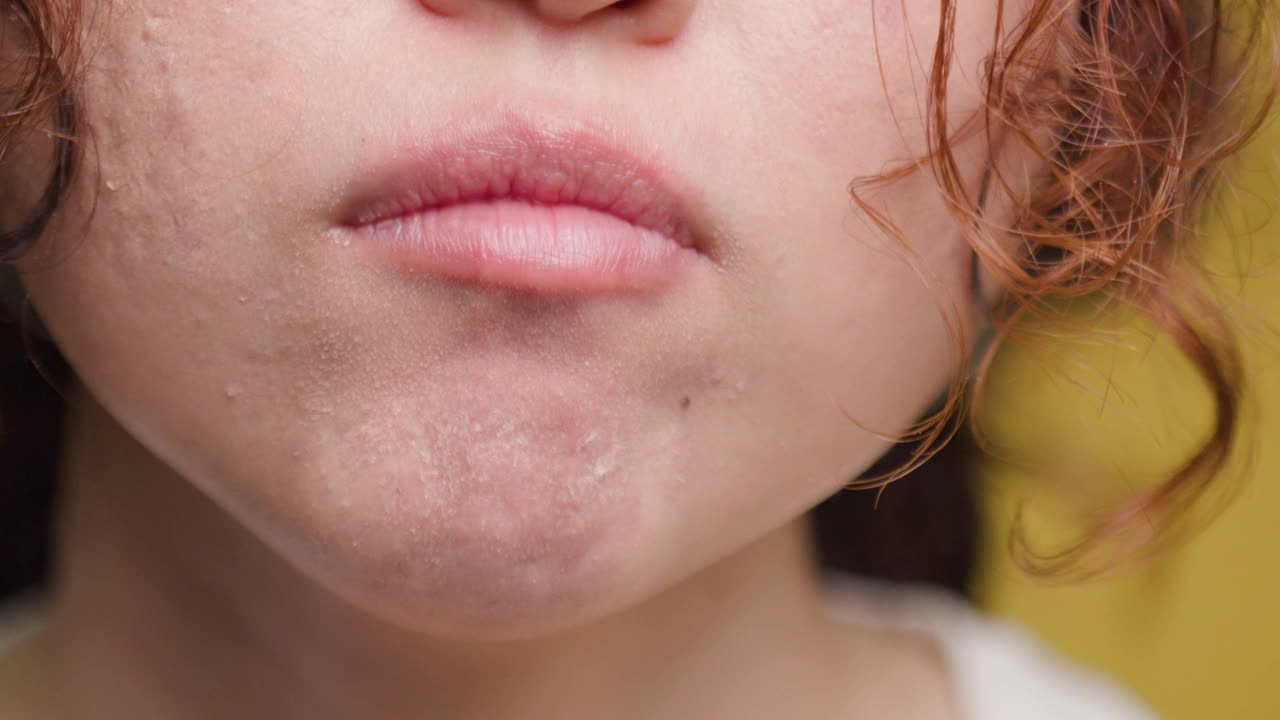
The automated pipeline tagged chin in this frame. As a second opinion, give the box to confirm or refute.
[243,419,664,642]
[174,351,690,641]
[314,480,646,641]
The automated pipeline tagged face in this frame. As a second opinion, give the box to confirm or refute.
[14,0,1008,639]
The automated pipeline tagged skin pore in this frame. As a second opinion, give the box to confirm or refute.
[0,0,1023,717]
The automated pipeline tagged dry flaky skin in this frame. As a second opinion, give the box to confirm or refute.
[0,0,1274,595]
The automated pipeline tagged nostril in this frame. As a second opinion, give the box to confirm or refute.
[416,0,465,18]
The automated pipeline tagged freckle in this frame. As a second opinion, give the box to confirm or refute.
[680,396,692,411]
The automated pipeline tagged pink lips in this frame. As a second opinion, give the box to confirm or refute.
[337,117,707,294]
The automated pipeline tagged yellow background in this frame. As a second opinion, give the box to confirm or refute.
[975,118,1280,716]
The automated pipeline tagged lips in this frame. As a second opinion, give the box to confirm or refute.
[335,113,709,294]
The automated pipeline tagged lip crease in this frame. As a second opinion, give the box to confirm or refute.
[335,112,709,294]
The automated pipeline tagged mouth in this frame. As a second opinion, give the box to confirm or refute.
[334,111,710,294]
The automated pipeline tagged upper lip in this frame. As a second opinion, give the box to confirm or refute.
[338,110,700,251]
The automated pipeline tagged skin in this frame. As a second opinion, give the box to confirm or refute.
[1,0,1023,717]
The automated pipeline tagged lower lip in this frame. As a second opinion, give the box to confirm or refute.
[344,201,702,294]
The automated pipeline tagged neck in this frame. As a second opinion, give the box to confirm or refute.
[44,380,860,720]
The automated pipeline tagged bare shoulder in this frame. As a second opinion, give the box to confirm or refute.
[860,623,962,720]
[823,576,1158,720]
[0,624,54,719]
[827,617,962,720]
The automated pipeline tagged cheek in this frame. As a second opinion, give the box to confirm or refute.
[659,0,995,516]
[726,0,996,157]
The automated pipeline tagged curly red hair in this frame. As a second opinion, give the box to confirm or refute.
[851,0,1278,575]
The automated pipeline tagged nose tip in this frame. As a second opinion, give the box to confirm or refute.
[422,0,696,44]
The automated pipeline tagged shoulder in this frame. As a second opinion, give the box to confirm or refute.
[0,592,48,650]
[823,575,1159,720]
[0,593,53,719]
